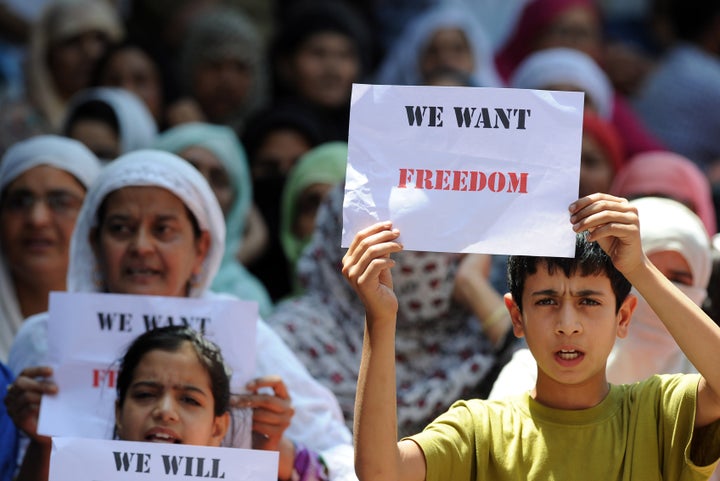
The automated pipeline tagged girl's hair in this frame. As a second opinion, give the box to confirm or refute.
[116,325,231,416]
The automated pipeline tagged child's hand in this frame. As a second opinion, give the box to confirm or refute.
[235,375,294,452]
[569,193,645,275]
[342,222,403,321]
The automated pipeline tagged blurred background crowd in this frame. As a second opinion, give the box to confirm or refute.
[1,0,720,478]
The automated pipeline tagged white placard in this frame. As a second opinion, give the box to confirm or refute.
[38,292,257,439]
[342,84,583,257]
[50,437,278,481]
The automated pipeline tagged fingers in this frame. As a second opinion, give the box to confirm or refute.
[569,194,638,241]
[246,375,290,399]
[342,223,402,286]
[4,366,57,438]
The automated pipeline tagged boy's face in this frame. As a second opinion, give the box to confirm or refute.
[505,262,635,393]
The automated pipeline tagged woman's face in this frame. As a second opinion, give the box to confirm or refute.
[647,250,693,286]
[116,342,228,446]
[579,133,614,197]
[92,186,209,297]
[179,146,235,216]
[292,182,334,240]
[252,129,313,180]
[288,31,360,109]
[192,57,253,122]
[534,5,602,61]
[67,118,120,162]
[98,48,164,122]
[420,28,475,81]
[48,30,113,99]
[0,166,85,280]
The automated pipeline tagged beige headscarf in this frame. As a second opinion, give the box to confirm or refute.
[27,0,123,128]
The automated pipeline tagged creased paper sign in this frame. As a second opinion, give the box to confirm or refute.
[342,84,583,257]
[50,437,278,481]
[38,292,257,440]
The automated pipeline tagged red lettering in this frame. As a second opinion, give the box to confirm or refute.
[395,168,529,193]
[488,172,505,192]
[92,369,118,388]
[398,168,413,188]
[452,171,469,191]
[507,172,529,193]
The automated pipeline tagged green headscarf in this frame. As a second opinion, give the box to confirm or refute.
[281,141,348,285]
[154,122,273,316]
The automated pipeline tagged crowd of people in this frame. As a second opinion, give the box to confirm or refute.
[0,0,719,480]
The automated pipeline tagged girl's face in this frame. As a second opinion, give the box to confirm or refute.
[420,28,474,81]
[116,342,229,446]
[288,31,360,109]
[91,186,210,297]
[0,166,85,280]
[98,47,164,122]
[179,146,234,217]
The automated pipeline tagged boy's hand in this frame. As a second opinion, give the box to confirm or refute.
[342,222,403,321]
[569,193,645,275]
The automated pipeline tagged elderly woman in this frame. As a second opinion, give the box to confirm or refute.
[0,135,101,362]
[6,150,353,481]
[153,122,273,316]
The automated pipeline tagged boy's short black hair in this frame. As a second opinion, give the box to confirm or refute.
[507,232,631,312]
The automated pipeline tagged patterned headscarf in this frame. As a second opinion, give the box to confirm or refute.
[268,184,497,436]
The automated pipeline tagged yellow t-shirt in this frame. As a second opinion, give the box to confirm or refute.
[411,374,720,481]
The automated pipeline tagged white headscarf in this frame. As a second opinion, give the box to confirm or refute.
[67,149,225,297]
[374,3,502,88]
[63,87,158,155]
[0,135,102,362]
[510,47,613,119]
[608,196,712,383]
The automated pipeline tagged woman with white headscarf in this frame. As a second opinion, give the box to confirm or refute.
[6,150,352,481]
[153,122,273,316]
[0,135,101,362]
[62,87,157,161]
[607,196,712,382]
[510,47,614,120]
[375,3,502,88]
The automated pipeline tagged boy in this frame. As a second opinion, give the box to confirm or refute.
[342,193,720,481]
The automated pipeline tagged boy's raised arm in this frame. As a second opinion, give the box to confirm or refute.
[342,222,426,481]
[570,193,720,427]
